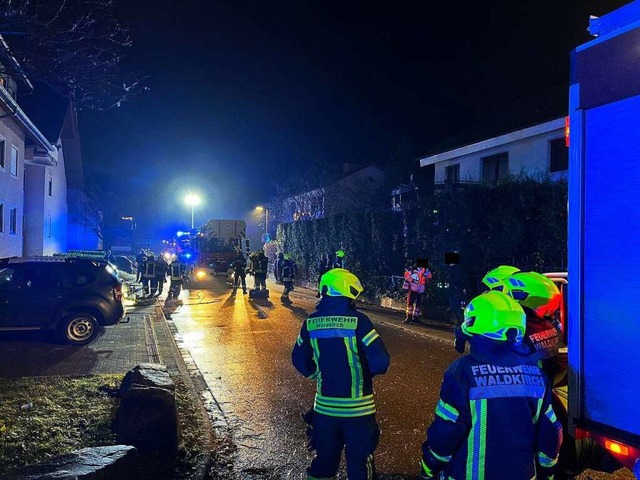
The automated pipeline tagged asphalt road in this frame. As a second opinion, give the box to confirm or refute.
[166,277,634,480]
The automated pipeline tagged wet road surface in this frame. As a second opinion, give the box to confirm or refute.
[165,277,633,480]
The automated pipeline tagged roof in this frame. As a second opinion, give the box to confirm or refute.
[420,117,566,166]
[420,86,568,160]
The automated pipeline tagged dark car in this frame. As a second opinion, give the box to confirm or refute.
[0,256,126,346]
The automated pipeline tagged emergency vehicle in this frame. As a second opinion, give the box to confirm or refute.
[192,219,249,280]
[568,2,640,477]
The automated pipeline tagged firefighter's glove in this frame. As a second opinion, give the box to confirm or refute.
[454,326,470,354]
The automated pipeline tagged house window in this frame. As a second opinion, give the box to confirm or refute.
[10,146,18,177]
[0,202,3,233]
[48,176,53,196]
[445,164,460,183]
[549,137,569,173]
[0,137,5,169]
[482,152,509,181]
[9,207,17,234]
[47,217,52,238]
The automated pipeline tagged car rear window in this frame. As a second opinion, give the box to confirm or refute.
[70,267,97,286]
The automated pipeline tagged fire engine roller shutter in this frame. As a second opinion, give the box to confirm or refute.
[582,93,640,437]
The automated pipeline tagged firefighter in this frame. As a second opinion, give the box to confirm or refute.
[332,249,346,269]
[231,251,248,295]
[274,252,284,284]
[292,268,390,480]
[280,253,296,302]
[142,252,157,297]
[167,258,186,300]
[155,254,169,296]
[135,249,147,283]
[252,250,268,291]
[403,258,432,324]
[481,265,521,291]
[419,291,562,480]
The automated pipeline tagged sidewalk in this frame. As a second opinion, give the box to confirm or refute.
[0,300,176,379]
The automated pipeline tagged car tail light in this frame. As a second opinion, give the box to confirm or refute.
[113,284,123,302]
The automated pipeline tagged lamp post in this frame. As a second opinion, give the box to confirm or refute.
[256,205,269,238]
[185,193,201,230]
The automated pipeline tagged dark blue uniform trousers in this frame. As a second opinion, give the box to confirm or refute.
[308,412,379,480]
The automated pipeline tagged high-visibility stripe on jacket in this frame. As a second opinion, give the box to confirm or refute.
[143,260,156,278]
[403,267,432,293]
[292,296,390,418]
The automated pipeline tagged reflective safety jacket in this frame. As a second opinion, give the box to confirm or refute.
[143,260,157,278]
[292,296,390,417]
[403,267,432,293]
[170,262,185,281]
[252,255,268,275]
[421,337,562,480]
[281,259,296,282]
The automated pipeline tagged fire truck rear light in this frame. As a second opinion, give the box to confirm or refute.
[605,439,630,456]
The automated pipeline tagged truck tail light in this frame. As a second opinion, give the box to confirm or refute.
[605,439,630,456]
[113,284,123,302]
[565,116,570,147]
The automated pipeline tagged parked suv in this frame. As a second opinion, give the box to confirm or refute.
[0,256,125,346]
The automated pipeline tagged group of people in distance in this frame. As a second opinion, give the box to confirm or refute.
[293,264,564,480]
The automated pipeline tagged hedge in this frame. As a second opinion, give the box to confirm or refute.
[275,177,568,305]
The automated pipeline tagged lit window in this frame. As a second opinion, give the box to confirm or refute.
[10,146,18,177]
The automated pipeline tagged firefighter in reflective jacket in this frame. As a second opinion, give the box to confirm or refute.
[292,268,390,480]
[142,253,157,296]
[251,250,269,290]
[403,259,432,324]
[167,260,186,300]
[280,253,296,302]
[419,291,562,480]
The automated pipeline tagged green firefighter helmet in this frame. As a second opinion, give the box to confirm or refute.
[336,249,345,258]
[319,268,363,299]
[500,271,561,318]
[462,291,526,342]
[482,265,521,290]
[284,253,292,260]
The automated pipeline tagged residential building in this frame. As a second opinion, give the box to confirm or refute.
[0,35,58,258]
[281,165,385,222]
[419,118,568,184]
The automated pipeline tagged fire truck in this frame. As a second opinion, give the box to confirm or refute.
[567,2,640,477]
[192,219,249,280]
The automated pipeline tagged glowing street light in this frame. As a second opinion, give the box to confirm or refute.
[185,193,201,230]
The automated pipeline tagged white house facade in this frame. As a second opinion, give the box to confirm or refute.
[419,118,568,184]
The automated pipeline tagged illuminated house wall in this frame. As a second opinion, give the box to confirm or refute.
[419,118,568,183]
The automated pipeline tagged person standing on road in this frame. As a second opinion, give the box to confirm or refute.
[135,249,147,283]
[280,253,297,302]
[231,251,248,295]
[292,268,390,480]
[252,250,269,291]
[155,254,169,296]
[142,253,157,297]
[332,249,346,269]
[274,252,284,284]
[403,258,432,324]
[418,291,562,480]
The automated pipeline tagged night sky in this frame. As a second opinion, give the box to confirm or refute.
[78,0,630,238]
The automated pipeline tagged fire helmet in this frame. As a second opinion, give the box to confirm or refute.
[319,268,363,299]
[462,291,526,342]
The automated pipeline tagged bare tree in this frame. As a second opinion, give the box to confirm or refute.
[0,0,146,109]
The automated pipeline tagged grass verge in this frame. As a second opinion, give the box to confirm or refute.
[0,373,233,479]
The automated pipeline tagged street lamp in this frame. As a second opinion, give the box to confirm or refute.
[185,193,201,230]
[255,205,269,237]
